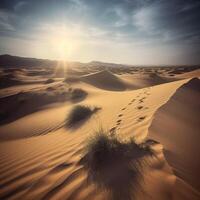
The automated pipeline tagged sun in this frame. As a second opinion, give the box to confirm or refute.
[50,37,75,60]
[48,28,80,61]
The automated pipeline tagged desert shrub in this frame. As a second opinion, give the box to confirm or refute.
[80,129,155,200]
[45,78,55,84]
[82,130,154,173]
[66,105,99,127]
[70,88,87,100]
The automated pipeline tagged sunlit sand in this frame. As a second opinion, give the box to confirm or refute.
[0,55,199,199]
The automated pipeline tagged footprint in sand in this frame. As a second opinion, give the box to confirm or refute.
[116,119,122,125]
[113,95,141,134]
[137,116,146,122]
[110,113,124,135]
[137,106,143,110]
[111,106,126,135]
[139,97,147,102]
[128,98,136,105]
[109,127,116,135]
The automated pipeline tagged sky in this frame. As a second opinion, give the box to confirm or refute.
[0,0,200,65]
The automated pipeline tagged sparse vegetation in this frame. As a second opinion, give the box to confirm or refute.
[80,129,154,200]
[70,88,87,101]
[66,105,100,127]
[82,129,154,172]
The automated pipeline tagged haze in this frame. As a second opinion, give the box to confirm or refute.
[0,0,200,65]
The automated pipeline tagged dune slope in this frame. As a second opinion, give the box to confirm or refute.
[149,78,200,192]
[0,70,199,200]
[0,78,189,199]
[121,72,178,89]
[80,70,128,91]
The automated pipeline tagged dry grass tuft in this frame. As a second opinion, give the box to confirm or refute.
[80,129,155,200]
[66,105,100,127]
[70,88,87,101]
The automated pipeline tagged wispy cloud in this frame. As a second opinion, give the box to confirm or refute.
[0,0,199,64]
[0,10,15,31]
[14,1,28,11]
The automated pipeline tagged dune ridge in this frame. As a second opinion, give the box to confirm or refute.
[80,70,128,91]
[149,78,200,194]
[0,64,199,200]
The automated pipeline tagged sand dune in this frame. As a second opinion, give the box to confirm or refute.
[0,62,200,200]
[0,68,52,89]
[0,82,89,127]
[168,67,200,75]
[79,70,176,91]
[0,77,191,199]
[121,72,178,89]
[0,73,22,88]
[0,87,66,126]
[149,78,200,194]
[176,69,200,79]
[80,70,128,91]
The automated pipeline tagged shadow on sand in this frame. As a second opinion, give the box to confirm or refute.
[79,133,155,200]
[65,106,101,130]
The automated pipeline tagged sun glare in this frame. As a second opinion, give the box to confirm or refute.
[48,27,80,61]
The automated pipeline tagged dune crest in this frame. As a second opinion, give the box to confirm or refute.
[80,70,128,91]
[122,72,178,89]
[0,61,200,200]
[149,77,200,193]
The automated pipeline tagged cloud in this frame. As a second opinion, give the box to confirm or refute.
[14,1,28,11]
[0,0,200,64]
[0,21,15,31]
[0,10,15,32]
[133,6,157,33]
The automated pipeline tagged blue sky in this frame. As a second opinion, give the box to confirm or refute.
[0,0,200,65]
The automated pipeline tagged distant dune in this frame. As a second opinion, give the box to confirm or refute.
[0,56,200,200]
[122,72,178,89]
[0,54,56,68]
[80,70,128,91]
[176,69,200,79]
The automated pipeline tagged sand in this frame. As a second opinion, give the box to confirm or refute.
[0,62,200,200]
[149,78,200,194]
